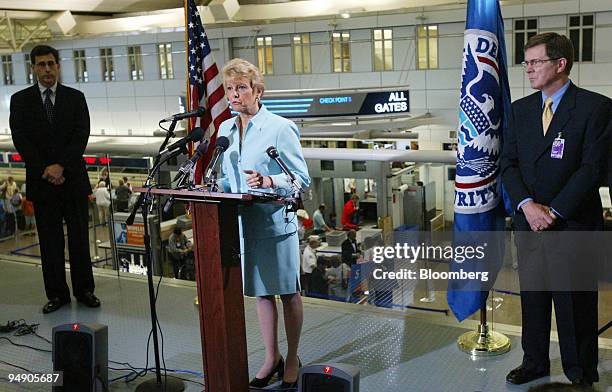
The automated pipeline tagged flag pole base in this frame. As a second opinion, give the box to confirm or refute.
[457,324,511,357]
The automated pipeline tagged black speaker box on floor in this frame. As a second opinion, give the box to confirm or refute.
[298,363,359,392]
[52,323,108,392]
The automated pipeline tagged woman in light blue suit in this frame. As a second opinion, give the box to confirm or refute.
[217,58,310,388]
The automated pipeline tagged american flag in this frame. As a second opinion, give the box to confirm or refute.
[186,0,231,184]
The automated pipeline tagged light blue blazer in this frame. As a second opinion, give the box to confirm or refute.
[217,105,311,239]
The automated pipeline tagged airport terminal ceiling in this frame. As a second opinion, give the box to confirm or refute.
[0,0,573,51]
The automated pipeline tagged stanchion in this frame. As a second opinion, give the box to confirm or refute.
[457,299,511,356]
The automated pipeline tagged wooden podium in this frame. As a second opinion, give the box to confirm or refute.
[141,188,258,392]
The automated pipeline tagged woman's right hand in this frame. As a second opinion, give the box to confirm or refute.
[244,170,273,189]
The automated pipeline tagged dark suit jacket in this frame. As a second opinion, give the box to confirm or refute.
[9,84,92,203]
[341,238,359,265]
[609,121,612,201]
[501,82,611,231]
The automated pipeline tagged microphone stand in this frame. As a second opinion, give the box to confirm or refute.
[203,170,219,192]
[163,166,196,214]
[127,118,177,226]
[130,121,185,392]
[283,176,303,222]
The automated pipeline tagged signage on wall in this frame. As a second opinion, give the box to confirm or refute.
[5,153,148,169]
[250,90,410,118]
[83,156,149,169]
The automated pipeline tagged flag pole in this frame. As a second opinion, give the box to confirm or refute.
[184,0,200,307]
[457,297,510,356]
[450,0,512,357]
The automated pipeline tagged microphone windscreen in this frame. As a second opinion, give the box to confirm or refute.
[195,140,209,154]
[196,107,206,116]
[188,127,205,142]
[266,146,279,158]
[215,136,230,151]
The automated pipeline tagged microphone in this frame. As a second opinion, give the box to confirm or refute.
[158,127,205,163]
[161,107,205,123]
[266,146,302,222]
[203,136,230,182]
[173,140,209,182]
[266,146,299,183]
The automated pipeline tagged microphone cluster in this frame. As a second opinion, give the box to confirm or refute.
[158,127,205,163]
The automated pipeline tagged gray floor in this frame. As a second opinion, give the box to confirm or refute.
[0,259,610,392]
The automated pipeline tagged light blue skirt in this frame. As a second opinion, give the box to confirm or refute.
[241,232,301,297]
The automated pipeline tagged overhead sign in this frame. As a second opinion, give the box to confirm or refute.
[257,90,410,118]
[83,156,149,169]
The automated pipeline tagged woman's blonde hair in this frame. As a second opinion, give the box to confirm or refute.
[222,58,265,95]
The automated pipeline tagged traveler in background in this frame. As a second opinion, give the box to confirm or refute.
[122,176,133,192]
[296,209,309,242]
[168,227,193,279]
[312,204,332,234]
[326,256,350,299]
[115,178,132,212]
[98,167,110,188]
[341,229,360,266]
[21,186,36,235]
[308,257,331,296]
[341,193,360,230]
[0,176,19,200]
[301,237,318,293]
[93,181,111,224]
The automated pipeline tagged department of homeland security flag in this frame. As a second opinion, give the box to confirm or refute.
[185,0,232,183]
[447,0,511,322]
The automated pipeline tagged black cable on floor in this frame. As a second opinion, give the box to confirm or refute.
[0,337,51,353]
[153,267,168,383]
[0,359,34,373]
[1,322,207,387]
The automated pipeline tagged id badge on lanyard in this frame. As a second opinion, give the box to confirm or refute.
[551,132,565,159]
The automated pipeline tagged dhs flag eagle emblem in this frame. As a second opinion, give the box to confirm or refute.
[456,30,503,214]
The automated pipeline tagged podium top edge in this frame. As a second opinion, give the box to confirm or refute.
[133,187,253,201]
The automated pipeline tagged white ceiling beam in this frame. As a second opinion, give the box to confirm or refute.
[19,19,46,50]
[0,10,51,20]
[73,7,215,35]
[6,16,16,50]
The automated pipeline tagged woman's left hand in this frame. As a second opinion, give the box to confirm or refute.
[244,170,273,189]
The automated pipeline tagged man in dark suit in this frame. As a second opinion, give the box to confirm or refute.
[501,33,611,386]
[10,45,100,313]
[341,229,360,265]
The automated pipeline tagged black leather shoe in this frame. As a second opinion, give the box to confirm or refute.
[76,292,101,308]
[506,365,549,385]
[42,297,70,314]
[249,356,284,387]
[280,356,302,389]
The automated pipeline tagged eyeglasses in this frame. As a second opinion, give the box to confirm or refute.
[520,58,560,68]
[34,60,57,68]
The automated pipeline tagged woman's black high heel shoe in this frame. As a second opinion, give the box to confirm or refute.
[280,356,302,389]
[249,356,284,387]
